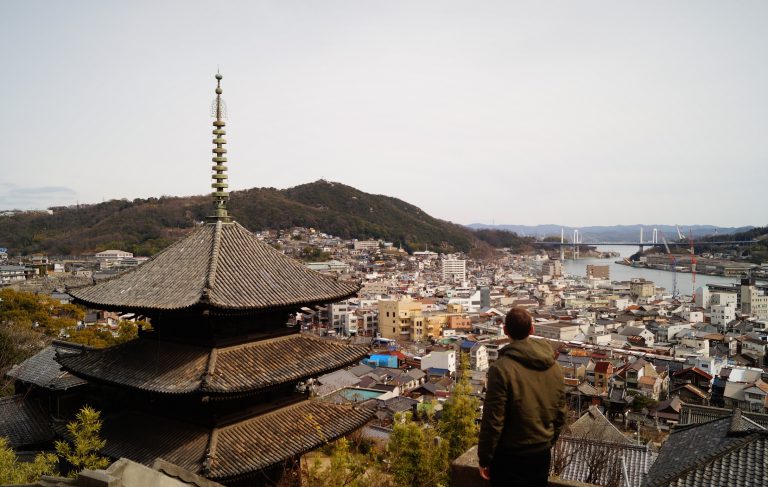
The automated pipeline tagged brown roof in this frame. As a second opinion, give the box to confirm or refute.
[594,361,612,374]
[57,334,369,395]
[69,221,360,312]
[673,366,713,381]
[90,400,373,481]
[0,396,53,448]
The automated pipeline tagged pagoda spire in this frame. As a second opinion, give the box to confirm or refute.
[209,71,231,222]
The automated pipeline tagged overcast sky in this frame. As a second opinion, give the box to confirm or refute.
[1,1,766,227]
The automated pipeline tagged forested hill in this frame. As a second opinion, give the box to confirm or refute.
[0,180,532,257]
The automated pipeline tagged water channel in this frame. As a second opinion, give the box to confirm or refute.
[561,245,741,295]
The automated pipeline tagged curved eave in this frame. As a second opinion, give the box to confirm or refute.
[202,348,369,396]
[208,402,376,481]
[57,340,370,397]
[69,282,361,314]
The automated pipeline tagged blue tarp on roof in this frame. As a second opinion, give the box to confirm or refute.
[364,354,398,368]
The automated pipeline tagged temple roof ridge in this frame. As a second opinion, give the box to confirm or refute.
[69,221,360,312]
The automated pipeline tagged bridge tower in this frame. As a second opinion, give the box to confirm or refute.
[560,228,565,261]
[573,229,581,259]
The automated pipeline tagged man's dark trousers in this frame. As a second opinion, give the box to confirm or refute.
[490,448,551,487]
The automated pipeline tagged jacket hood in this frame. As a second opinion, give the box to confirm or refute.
[500,338,555,370]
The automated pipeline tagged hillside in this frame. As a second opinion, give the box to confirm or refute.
[699,225,768,263]
[0,180,531,256]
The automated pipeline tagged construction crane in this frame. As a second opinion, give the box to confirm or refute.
[676,224,685,242]
[661,234,678,298]
[688,229,697,303]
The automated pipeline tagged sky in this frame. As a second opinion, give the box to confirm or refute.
[1,1,766,227]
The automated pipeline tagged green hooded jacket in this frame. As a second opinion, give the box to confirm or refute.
[477,337,566,467]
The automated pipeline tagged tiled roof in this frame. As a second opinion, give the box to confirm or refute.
[57,334,369,395]
[673,366,713,381]
[593,361,612,374]
[0,395,53,448]
[6,343,88,390]
[87,400,373,481]
[567,405,633,445]
[552,436,656,487]
[646,410,768,487]
[69,221,360,312]
[679,403,768,428]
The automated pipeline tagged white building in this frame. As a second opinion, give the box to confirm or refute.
[469,343,489,371]
[710,304,736,328]
[709,292,738,309]
[0,265,34,285]
[682,308,704,323]
[95,250,133,260]
[353,240,380,252]
[742,280,768,321]
[421,350,456,373]
[441,258,467,283]
[330,301,356,335]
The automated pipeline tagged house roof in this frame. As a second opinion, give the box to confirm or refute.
[672,383,709,400]
[646,410,768,487]
[567,405,633,444]
[64,400,373,482]
[554,437,656,487]
[57,333,368,395]
[679,404,768,428]
[69,221,360,313]
[594,361,612,374]
[6,342,88,390]
[316,369,361,397]
[672,367,713,381]
[348,363,374,377]
[0,395,53,448]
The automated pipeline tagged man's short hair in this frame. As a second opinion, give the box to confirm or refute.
[504,307,532,340]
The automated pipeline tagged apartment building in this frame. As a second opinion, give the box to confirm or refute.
[630,279,655,298]
[541,260,562,278]
[378,298,431,341]
[441,258,467,282]
[742,278,768,321]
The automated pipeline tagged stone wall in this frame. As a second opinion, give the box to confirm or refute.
[451,446,598,487]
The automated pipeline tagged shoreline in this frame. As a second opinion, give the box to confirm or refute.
[614,259,765,281]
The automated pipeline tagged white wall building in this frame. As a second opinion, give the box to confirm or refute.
[421,350,456,373]
[353,240,380,252]
[711,304,736,328]
[95,250,133,260]
[469,343,489,372]
[441,258,467,283]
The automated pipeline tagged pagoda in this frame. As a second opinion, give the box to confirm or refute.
[59,73,373,485]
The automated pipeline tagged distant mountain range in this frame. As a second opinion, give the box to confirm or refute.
[466,224,755,243]
[0,180,532,257]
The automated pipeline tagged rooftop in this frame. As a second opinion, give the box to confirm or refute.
[70,220,360,313]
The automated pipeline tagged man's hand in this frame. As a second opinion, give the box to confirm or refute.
[479,466,491,481]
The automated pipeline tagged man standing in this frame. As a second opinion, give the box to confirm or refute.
[478,307,566,486]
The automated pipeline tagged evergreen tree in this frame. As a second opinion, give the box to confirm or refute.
[389,412,448,487]
[439,352,480,461]
[0,437,58,484]
[55,405,110,476]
